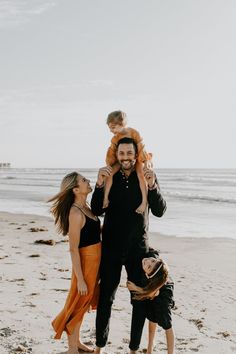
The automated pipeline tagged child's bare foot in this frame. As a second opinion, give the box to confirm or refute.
[135,202,146,214]
[103,198,109,209]
[77,341,94,352]
[94,347,103,354]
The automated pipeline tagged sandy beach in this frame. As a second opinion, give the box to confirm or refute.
[0,211,236,354]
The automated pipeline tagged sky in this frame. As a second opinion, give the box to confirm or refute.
[0,0,236,168]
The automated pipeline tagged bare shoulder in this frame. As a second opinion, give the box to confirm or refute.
[69,206,85,227]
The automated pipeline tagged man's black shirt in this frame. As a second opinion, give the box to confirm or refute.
[91,169,167,258]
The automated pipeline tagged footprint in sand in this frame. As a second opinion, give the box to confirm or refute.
[56,268,69,272]
[189,318,204,330]
[217,331,231,338]
[0,327,16,337]
[176,338,189,345]
[39,272,47,280]
[112,306,124,311]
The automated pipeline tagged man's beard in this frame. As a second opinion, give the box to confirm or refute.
[119,159,136,170]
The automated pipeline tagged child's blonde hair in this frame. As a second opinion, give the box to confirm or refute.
[106,110,127,126]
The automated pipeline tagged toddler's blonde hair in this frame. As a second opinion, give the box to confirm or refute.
[106,110,127,126]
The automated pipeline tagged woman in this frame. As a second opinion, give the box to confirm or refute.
[49,172,101,354]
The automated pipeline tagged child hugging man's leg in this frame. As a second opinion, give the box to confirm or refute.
[127,250,175,354]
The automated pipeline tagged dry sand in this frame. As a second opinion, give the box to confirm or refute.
[0,211,236,354]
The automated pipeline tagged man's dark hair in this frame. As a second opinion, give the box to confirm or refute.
[117,137,138,154]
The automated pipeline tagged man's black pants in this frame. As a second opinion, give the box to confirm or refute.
[95,252,146,350]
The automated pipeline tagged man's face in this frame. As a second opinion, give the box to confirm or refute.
[116,143,137,170]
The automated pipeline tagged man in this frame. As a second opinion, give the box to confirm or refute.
[91,137,167,353]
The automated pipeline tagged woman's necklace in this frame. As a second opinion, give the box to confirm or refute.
[73,203,98,221]
[73,202,89,210]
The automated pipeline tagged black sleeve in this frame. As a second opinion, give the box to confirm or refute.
[91,187,106,216]
[148,188,167,217]
[147,247,160,257]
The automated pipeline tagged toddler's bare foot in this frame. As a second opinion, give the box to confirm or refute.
[135,202,146,214]
[77,341,94,352]
[103,198,109,209]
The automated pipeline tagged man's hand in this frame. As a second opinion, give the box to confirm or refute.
[143,165,156,188]
[96,166,113,187]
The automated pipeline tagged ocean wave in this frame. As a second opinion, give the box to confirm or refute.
[159,176,236,186]
[166,191,236,204]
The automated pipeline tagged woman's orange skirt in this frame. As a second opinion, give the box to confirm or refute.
[52,242,101,339]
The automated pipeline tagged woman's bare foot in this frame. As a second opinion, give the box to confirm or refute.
[135,202,146,214]
[77,341,94,352]
[67,348,79,354]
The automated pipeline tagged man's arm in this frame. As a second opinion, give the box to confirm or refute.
[144,166,167,217]
[90,166,112,216]
[148,188,167,217]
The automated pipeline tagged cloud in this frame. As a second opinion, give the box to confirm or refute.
[0,0,56,28]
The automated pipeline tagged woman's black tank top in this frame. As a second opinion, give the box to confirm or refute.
[79,214,101,248]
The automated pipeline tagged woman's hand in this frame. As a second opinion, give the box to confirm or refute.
[96,166,113,187]
[77,278,88,296]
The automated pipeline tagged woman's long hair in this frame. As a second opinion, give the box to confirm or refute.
[133,258,169,300]
[48,172,79,235]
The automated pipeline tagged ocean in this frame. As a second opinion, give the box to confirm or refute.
[0,168,235,239]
